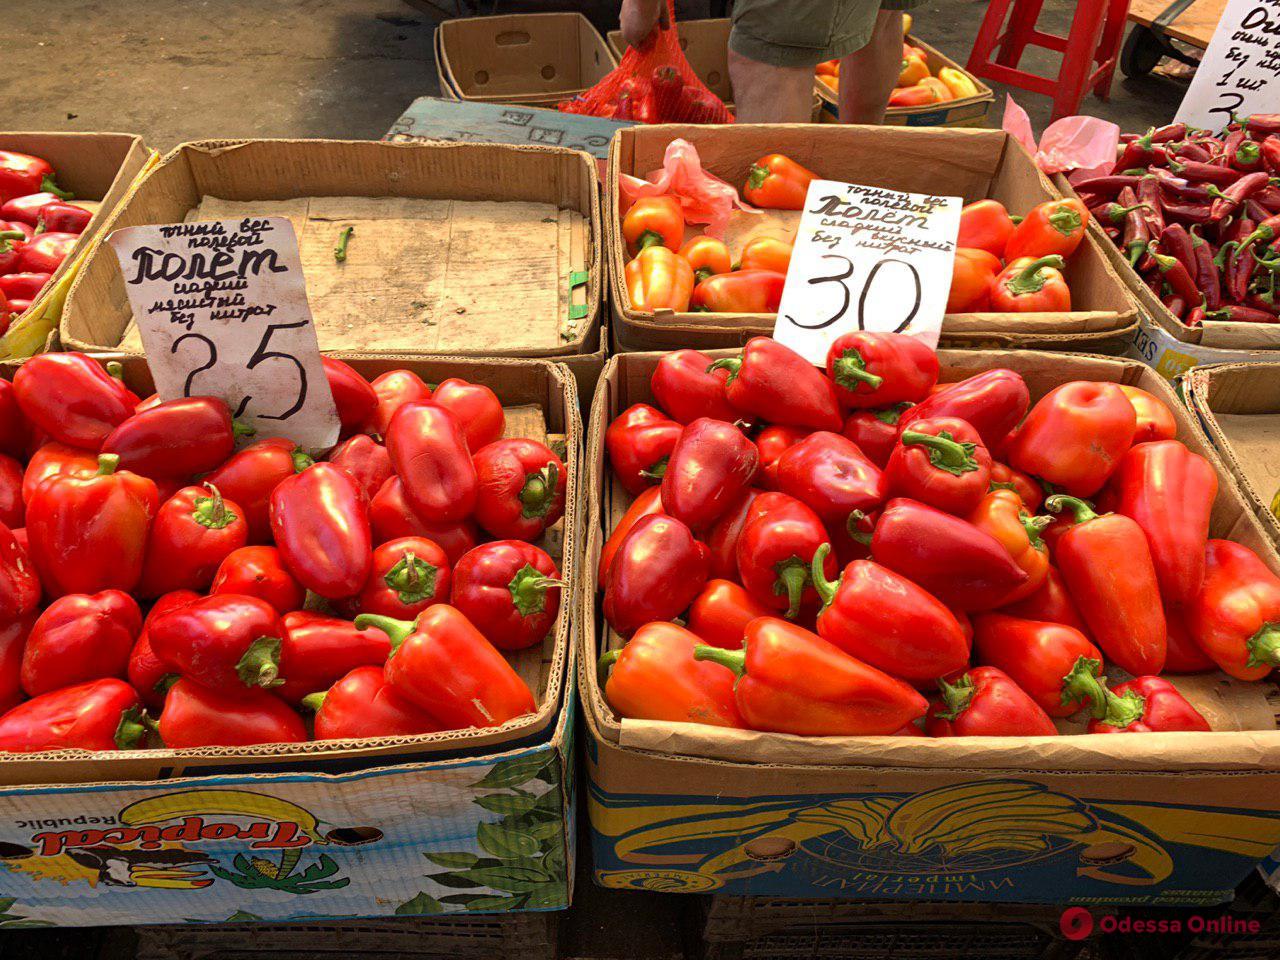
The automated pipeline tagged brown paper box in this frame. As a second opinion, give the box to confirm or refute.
[607,125,1138,353]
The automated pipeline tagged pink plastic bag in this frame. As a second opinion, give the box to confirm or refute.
[619,138,758,238]
[1002,95,1119,179]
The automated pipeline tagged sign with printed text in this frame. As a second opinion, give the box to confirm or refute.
[772,180,961,364]
[1175,0,1280,131]
[108,217,340,451]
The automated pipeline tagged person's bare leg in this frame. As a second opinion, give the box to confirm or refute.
[728,48,815,123]
[838,9,903,124]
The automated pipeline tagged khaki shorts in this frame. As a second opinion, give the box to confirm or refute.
[730,0,925,68]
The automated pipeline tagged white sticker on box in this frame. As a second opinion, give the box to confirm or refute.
[107,216,340,451]
[1175,0,1280,131]
[772,180,961,365]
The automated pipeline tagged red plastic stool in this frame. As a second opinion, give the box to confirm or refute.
[966,0,1132,122]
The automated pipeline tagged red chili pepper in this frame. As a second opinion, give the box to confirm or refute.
[898,369,1029,451]
[0,152,69,204]
[472,438,566,541]
[1189,539,1280,681]
[306,665,439,739]
[26,454,157,598]
[999,566,1090,636]
[926,666,1058,737]
[101,396,244,482]
[824,332,939,410]
[273,610,392,705]
[450,540,561,651]
[1262,135,1280,175]
[736,492,837,619]
[650,350,737,425]
[138,484,248,598]
[705,488,761,580]
[709,338,843,431]
[1209,171,1271,220]
[0,678,147,753]
[321,357,378,439]
[775,431,886,527]
[755,425,810,488]
[21,441,97,504]
[685,578,772,650]
[17,231,77,274]
[1170,159,1244,186]
[368,477,479,561]
[1206,304,1280,323]
[1006,381,1135,497]
[1249,115,1280,136]
[0,272,49,302]
[387,402,477,525]
[606,404,682,496]
[159,678,305,748]
[270,462,371,599]
[1074,175,1143,197]
[599,486,664,581]
[13,354,137,452]
[365,369,433,437]
[202,437,307,545]
[36,201,92,235]
[20,590,141,697]
[871,497,1028,611]
[603,514,708,636]
[328,433,393,502]
[210,545,306,616]
[352,536,451,620]
[884,416,991,516]
[149,593,287,696]
[1062,663,1210,733]
[973,613,1103,717]
[128,589,198,708]
[431,378,506,452]
[1005,199,1089,261]
[1045,495,1166,676]
[841,404,912,469]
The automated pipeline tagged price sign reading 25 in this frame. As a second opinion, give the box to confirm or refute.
[107,216,340,451]
[772,180,960,365]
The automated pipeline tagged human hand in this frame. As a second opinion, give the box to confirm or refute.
[620,0,669,48]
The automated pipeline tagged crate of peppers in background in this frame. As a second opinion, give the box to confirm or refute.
[0,351,581,926]
[580,333,1280,904]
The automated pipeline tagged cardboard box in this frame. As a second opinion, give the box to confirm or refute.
[0,132,154,361]
[815,36,994,129]
[436,13,617,107]
[59,139,604,381]
[580,349,1280,905]
[1186,361,1280,550]
[607,125,1138,352]
[1126,306,1280,382]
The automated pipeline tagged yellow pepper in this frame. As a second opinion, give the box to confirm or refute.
[897,55,930,88]
[938,66,979,100]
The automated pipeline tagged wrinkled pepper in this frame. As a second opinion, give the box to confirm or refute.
[0,679,145,753]
[12,353,137,452]
[471,438,566,541]
[660,418,758,531]
[775,431,885,528]
[269,462,372,600]
[451,540,561,652]
[149,594,287,695]
[386,402,477,525]
[21,590,141,697]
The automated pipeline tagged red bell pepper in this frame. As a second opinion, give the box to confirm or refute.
[1189,539,1280,681]
[36,201,92,235]
[1118,385,1177,444]
[365,369,433,437]
[270,462,372,599]
[0,525,39,625]
[972,613,1104,717]
[327,433,393,502]
[431,378,505,452]
[451,540,561,652]
[273,610,393,705]
[689,270,786,313]
[360,604,536,728]
[1061,662,1210,733]
[150,593,287,695]
[368,477,479,562]
[841,404,912,469]
[871,497,1028,611]
[0,152,69,204]
[306,665,439,740]
[755,425,810,489]
[1,192,66,225]
[128,589,198,708]
[694,617,929,735]
[1004,198,1090,261]
[627,247,695,312]
[825,332,940,409]
[352,536,451,620]
[885,416,991,516]
[686,578,773,651]
[159,678,306,748]
[660,418,758,531]
[138,484,249,598]
[472,438,566,541]
[925,666,1058,737]
[957,199,1017,258]
[0,231,26,276]
[21,441,97,504]
[898,369,1029,450]
[599,486,664,580]
[1045,495,1167,676]
[599,621,743,728]
[210,545,306,616]
[989,255,1072,312]
[387,402,477,525]
[0,454,23,529]
[21,589,141,697]
[705,488,761,580]
[622,195,685,252]
[603,514,709,636]
[775,431,885,527]
[0,272,50,303]
[811,545,969,684]
[650,349,737,425]
[606,404,682,495]
[967,489,1050,604]
[0,679,146,753]
[736,492,836,619]
[1007,382,1136,497]
[17,231,77,274]
[12,353,137,451]
[987,461,1044,512]
[947,247,1003,312]
[26,453,158,597]
[743,154,818,210]
[204,437,308,544]
[710,338,843,431]
[1111,440,1216,606]
[828,507,878,567]
[321,357,378,439]
[1166,607,1216,673]
[0,379,28,461]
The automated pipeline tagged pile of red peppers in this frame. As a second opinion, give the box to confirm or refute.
[0,150,95,332]
[0,353,567,753]
[1074,116,1280,325]
[598,333,1280,738]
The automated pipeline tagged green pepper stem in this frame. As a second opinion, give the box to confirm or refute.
[519,462,560,519]
[694,266,715,283]
[706,356,743,385]
[1246,622,1280,668]
[899,429,978,476]
[40,175,73,200]
[846,509,873,546]
[334,225,354,262]
[300,692,326,713]
[598,650,620,675]
[193,483,237,530]
[747,165,769,191]
[235,636,283,689]
[509,564,562,617]
[1020,513,1052,547]
[638,456,668,481]
[636,230,665,251]
[693,644,746,677]
[809,543,838,610]
[1004,255,1066,296]
[934,674,975,722]
[873,402,910,426]
[105,360,125,381]
[97,453,120,476]
[1056,655,1144,729]
[831,349,884,392]
[291,449,315,474]
[354,613,415,652]
[232,419,256,439]
[114,707,150,750]
[1044,494,1098,525]
[1048,207,1083,238]
[774,558,811,621]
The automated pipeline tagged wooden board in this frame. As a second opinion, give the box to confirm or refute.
[1128,0,1228,49]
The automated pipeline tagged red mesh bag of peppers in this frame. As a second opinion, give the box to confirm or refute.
[1072,114,1280,326]
[558,0,733,123]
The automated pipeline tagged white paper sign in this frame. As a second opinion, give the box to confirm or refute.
[107,217,340,451]
[1175,0,1280,131]
[772,180,961,364]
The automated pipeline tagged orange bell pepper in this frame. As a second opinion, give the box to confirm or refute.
[897,55,930,88]
[904,42,927,60]
[818,74,838,91]
[816,59,840,77]
[622,195,685,253]
[958,199,1017,257]
[938,66,979,99]
[738,236,793,274]
[918,77,953,102]
[691,269,786,312]
[743,154,818,210]
[626,246,695,312]
[989,256,1072,312]
[968,489,1051,605]
[679,236,732,282]
[947,247,1002,312]
[888,84,944,108]
[1004,198,1090,261]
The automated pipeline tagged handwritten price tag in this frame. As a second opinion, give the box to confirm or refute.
[1176,0,1280,131]
[107,217,340,451]
[772,180,961,365]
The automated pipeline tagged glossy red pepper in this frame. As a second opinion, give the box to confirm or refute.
[369,477,479,562]
[0,379,27,461]
[352,536,451,620]
[606,404,682,495]
[327,433,394,502]
[686,578,773,651]
[0,616,32,714]
[755,425,810,489]
[841,404,912,469]
[273,610,392,705]
[204,437,308,544]
[21,590,141,697]
[973,613,1104,717]
[149,593,286,695]
[1118,385,1177,445]
[1189,539,1280,681]
[824,332,939,410]
[736,492,836,619]
[306,665,439,740]
[660,418,758,531]
[270,462,372,599]
[925,666,1058,737]
[1005,198,1090,261]
[313,357,376,439]
[17,231,77,274]
[0,231,26,277]
[689,270,786,312]
[431,378,506,452]
[0,151,68,204]
[775,431,885,527]
[451,540,561,651]
[650,349,737,425]
[0,524,39,624]
[884,416,991,516]
[365,369,433,436]
[603,514,709,636]
[36,201,92,234]
[710,338,843,431]
[0,192,67,225]
[128,590,198,709]
[0,272,50,303]
[958,199,1018,258]
[1062,663,1210,733]
[0,679,146,753]
[387,402,477,525]
[598,486,664,580]
[1165,607,1216,673]
[704,488,761,580]
[987,461,1044,512]
[26,453,157,598]
[210,545,306,616]
[898,369,1030,450]
[0,454,23,529]
[1007,382,1136,497]
[138,485,249,598]
[472,438,566,541]
[13,353,137,452]
[159,678,305,748]
[22,442,97,505]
